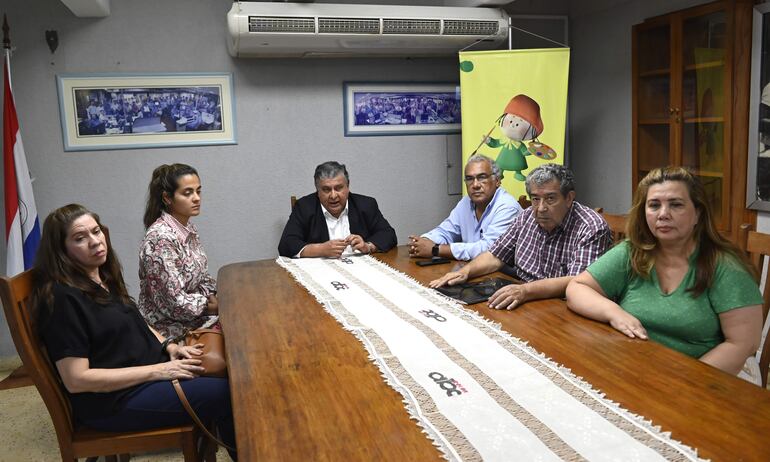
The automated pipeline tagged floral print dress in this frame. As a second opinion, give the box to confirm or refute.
[138,212,217,340]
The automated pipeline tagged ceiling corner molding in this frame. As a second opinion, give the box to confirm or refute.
[60,0,110,18]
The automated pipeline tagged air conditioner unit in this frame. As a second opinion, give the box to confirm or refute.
[226,2,509,58]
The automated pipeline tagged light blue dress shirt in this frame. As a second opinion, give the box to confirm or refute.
[422,187,522,261]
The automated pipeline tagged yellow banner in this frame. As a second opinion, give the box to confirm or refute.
[459,48,570,198]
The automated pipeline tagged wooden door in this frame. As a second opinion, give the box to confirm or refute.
[632,0,755,241]
[677,2,732,230]
[632,17,673,186]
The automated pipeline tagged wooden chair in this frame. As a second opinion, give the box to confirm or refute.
[0,271,211,462]
[517,194,531,209]
[290,195,297,209]
[601,212,628,244]
[739,224,770,387]
[0,363,32,390]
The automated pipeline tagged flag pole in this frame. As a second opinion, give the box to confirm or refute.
[3,14,41,275]
[3,14,10,90]
[0,15,33,383]
[2,14,9,51]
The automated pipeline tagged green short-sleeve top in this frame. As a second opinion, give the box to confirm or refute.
[586,241,762,358]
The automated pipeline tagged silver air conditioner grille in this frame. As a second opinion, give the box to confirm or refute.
[383,19,441,35]
[443,20,499,36]
[249,16,315,33]
[319,18,380,34]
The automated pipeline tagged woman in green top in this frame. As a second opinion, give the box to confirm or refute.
[566,167,762,377]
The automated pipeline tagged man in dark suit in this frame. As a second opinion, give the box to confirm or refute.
[278,161,397,258]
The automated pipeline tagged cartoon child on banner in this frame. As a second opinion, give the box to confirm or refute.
[479,94,557,181]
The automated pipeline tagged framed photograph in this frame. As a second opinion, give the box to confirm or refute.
[343,82,461,136]
[747,3,770,210]
[56,73,236,151]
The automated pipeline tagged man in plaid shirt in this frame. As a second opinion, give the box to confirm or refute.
[430,164,611,310]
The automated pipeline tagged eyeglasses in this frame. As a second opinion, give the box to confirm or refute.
[464,173,493,184]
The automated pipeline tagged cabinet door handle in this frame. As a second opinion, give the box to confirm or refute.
[669,107,675,114]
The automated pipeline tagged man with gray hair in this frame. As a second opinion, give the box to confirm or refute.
[430,163,611,309]
[408,155,521,261]
[279,161,397,258]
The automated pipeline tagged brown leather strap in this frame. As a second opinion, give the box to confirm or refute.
[172,379,234,451]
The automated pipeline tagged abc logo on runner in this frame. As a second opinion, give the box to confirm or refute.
[429,371,468,397]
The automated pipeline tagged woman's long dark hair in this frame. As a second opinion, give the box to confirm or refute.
[143,163,199,229]
[31,204,133,313]
[626,167,755,297]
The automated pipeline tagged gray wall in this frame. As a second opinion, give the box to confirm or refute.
[0,0,461,356]
[568,0,710,214]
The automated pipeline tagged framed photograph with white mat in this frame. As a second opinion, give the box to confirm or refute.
[343,82,461,136]
[56,73,236,151]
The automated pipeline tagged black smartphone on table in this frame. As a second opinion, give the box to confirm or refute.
[415,257,452,266]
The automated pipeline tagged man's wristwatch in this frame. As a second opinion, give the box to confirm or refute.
[432,243,439,257]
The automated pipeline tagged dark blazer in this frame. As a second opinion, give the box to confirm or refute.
[278,192,397,257]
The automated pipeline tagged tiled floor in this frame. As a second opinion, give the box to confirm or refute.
[0,356,227,462]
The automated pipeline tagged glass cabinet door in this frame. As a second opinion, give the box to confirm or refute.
[680,10,728,224]
[633,1,745,238]
[636,24,671,185]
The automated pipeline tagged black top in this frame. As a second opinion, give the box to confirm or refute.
[39,283,166,422]
[278,192,398,257]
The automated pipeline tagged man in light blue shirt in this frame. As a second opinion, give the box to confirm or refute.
[408,155,522,261]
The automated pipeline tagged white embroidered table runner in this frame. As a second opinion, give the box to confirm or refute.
[277,255,704,462]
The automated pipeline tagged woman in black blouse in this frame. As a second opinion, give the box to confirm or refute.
[32,204,237,460]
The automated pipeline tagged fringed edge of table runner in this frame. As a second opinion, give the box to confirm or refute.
[277,256,706,462]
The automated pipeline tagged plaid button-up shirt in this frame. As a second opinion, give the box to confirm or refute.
[488,201,611,282]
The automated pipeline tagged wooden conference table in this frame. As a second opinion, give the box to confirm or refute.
[218,247,770,461]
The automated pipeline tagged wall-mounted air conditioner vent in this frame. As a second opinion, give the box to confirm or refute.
[318,18,380,34]
[444,20,500,36]
[383,19,441,35]
[228,2,509,58]
[249,17,315,33]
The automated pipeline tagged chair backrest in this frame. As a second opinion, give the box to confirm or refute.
[740,224,770,321]
[601,212,628,244]
[739,223,770,387]
[0,271,79,454]
[290,195,297,209]
[517,195,531,209]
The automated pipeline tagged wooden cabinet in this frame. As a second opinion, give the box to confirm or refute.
[632,0,754,240]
